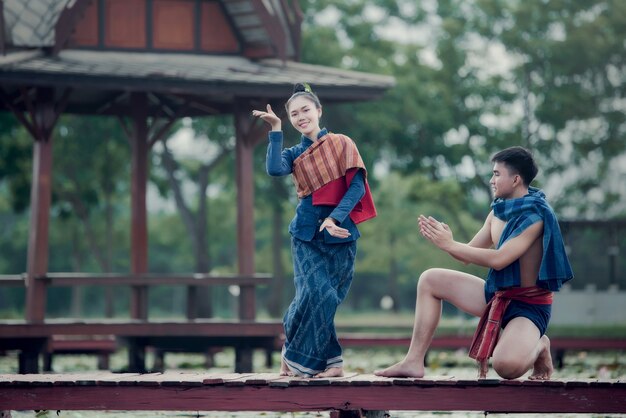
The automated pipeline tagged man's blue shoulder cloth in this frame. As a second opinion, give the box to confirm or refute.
[486,187,574,293]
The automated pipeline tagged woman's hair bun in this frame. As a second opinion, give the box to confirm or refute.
[293,82,313,94]
[286,82,320,110]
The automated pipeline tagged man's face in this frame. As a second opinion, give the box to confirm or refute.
[490,162,520,199]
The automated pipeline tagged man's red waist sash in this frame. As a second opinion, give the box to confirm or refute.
[469,285,553,363]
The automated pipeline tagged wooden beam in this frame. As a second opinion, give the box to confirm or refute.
[0,87,38,138]
[0,374,624,414]
[0,86,73,323]
[173,94,222,115]
[21,87,45,139]
[250,1,287,61]
[53,0,96,55]
[96,92,130,115]
[148,93,177,118]
[24,89,56,322]
[147,99,190,148]
[0,321,284,338]
[40,272,272,287]
[116,115,132,140]
[281,0,303,60]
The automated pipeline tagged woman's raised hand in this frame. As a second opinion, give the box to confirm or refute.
[252,104,281,131]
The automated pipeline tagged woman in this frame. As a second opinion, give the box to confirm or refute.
[252,83,376,378]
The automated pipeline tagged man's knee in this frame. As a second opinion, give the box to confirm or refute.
[417,268,440,290]
[492,354,527,379]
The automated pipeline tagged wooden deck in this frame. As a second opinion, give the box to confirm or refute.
[0,372,624,414]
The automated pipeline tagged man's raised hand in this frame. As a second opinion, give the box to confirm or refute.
[418,215,454,250]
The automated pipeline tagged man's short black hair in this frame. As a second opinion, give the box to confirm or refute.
[491,146,538,186]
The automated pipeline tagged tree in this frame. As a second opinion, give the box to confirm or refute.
[299,0,625,220]
[151,116,235,318]
[471,0,626,217]
[0,114,31,213]
[52,115,130,316]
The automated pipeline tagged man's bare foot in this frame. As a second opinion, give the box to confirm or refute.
[280,358,293,376]
[314,367,344,378]
[529,335,553,380]
[374,359,424,378]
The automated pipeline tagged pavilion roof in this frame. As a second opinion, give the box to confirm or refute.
[0,49,395,116]
[0,0,394,117]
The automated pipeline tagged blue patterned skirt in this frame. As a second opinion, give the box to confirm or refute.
[282,234,357,377]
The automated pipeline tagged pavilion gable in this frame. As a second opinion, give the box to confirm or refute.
[2,0,68,47]
[1,0,301,60]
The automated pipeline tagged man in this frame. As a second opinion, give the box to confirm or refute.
[375,146,573,380]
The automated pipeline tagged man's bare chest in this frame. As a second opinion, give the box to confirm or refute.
[490,217,506,247]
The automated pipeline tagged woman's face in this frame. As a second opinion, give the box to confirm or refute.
[288,96,322,138]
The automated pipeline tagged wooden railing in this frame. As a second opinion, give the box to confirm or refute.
[0,272,282,374]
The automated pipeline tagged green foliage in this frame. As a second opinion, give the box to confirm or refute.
[0,115,32,212]
[50,115,131,273]
[1,0,624,317]
[300,0,625,218]
[471,0,626,216]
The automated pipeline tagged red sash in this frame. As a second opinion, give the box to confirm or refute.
[469,286,553,373]
[293,133,377,224]
[312,168,377,224]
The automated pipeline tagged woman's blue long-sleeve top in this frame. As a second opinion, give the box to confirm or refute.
[266,128,365,243]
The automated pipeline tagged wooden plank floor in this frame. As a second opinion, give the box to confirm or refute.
[0,372,624,414]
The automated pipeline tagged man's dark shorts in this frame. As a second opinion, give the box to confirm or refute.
[484,289,552,336]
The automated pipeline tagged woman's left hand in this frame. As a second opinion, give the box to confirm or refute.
[319,218,351,239]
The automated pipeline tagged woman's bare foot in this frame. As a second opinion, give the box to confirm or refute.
[280,358,293,376]
[529,335,553,380]
[314,367,344,378]
[374,359,424,378]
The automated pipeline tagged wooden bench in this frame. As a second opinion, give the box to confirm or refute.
[43,336,118,371]
[0,273,283,374]
[0,372,624,416]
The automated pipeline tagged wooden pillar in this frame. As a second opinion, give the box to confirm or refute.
[25,89,57,323]
[129,92,149,320]
[125,92,150,373]
[25,134,53,322]
[233,102,259,373]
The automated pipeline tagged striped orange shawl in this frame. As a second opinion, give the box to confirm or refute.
[292,133,366,198]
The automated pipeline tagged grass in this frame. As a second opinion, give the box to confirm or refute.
[335,311,626,337]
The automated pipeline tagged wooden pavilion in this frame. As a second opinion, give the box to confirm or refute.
[0,0,394,372]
